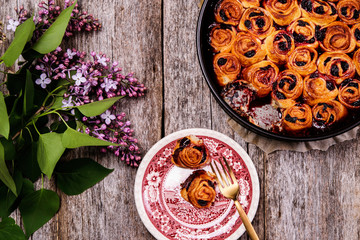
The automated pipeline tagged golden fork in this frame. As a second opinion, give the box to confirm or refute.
[210,157,259,240]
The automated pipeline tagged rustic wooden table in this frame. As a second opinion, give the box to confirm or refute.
[2,0,360,239]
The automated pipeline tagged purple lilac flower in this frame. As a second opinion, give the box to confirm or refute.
[6,18,19,32]
[35,73,51,88]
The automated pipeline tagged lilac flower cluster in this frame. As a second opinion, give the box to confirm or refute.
[34,47,146,166]
[8,0,101,39]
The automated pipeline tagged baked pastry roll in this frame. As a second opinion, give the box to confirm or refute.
[287,18,318,48]
[265,30,295,64]
[282,103,313,133]
[215,0,244,26]
[213,52,241,86]
[264,0,301,26]
[240,0,260,8]
[353,49,360,76]
[337,0,360,25]
[180,170,216,208]
[238,7,274,40]
[338,78,360,109]
[271,70,303,109]
[210,24,237,53]
[303,74,338,106]
[287,46,318,77]
[351,23,360,48]
[312,100,348,128]
[231,31,266,67]
[316,22,356,53]
[171,135,210,169]
[317,52,355,85]
[221,80,256,113]
[300,0,337,26]
[243,60,279,98]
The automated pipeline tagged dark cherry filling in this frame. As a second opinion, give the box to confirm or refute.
[244,50,256,58]
[278,41,288,51]
[316,112,323,118]
[352,100,360,106]
[315,26,327,41]
[330,65,340,77]
[355,29,360,41]
[314,6,325,15]
[278,0,287,4]
[256,18,265,28]
[260,65,272,71]
[275,91,286,99]
[330,4,337,15]
[341,7,348,17]
[301,0,313,12]
[217,57,227,66]
[288,81,296,91]
[197,199,209,206]
[293,32,305,43]
[341,61,349,72]
[307,37,316,44]
[324,57,332,66]
[353,10,359,20]
[297,118,306,122]
[326,81,335,91]
[328,114,335,123]
[207,180,215,189]
[348,82,359,89]
[249,11,264,17]
[245,20,252,29]
[219,9,228,21]
[347,89,355,94]
[296,61,307,67]
[289,74,297,81]
[285,114,297,123]
[180,137,190,147]
[297,20,309,27]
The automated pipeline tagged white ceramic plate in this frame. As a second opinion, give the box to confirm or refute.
[134,128,260,240]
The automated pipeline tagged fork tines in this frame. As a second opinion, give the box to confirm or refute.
[210,156,237,188]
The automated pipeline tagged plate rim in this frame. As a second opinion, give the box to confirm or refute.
[134,128,260,240]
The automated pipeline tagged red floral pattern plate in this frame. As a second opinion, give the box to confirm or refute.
[134,128,260,240]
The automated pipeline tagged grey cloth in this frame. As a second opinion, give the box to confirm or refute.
[228,118,359,154]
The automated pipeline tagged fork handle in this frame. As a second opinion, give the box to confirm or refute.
[234,200,259,240]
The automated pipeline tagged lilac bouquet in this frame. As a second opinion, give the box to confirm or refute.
[0,1,146,237]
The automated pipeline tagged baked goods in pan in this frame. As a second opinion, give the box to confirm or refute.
[180,170,216,208]
[210,24,237,53]
[171,135,210,169]
[208,0,360,136]
[215,0,244,26]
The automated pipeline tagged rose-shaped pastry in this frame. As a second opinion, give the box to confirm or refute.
[303,74,339,106]
[209,24,237,53]
[171,135,210,169]
[243,60,279,98]
[312,100,348,128]
[287,46,318,77]
[265,30,295,64]
[241,0,260,8]
[317,52,355,85]
[351,23,360,48]
[271,70,303,109]
[215,0,244,26]
[338,78,360,109]
[221,80,256,113]
[282,103,313,133]
[300,0,337,26]
[354,49,360,76]
[264,0,301,26]
[238,7,274,40]
[287,18,318,48]
[180,170,216,208]
[316,21,356,53]
[213,52,241,86]
[337,0,360,25]
[231,31,266,67]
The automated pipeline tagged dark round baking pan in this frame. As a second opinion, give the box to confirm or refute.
[196,0,360,142]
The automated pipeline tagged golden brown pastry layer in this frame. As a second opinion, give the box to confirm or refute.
[238,7,274,40]
[265,30,295,64]
[282,103,313,133]
[215,0,244,26]
[271,70,303,109]
[303,74,339,106]
[264,0,301,26]
[300,0,338,26]
[209,24,237,53]
[287,18,318,48]
[231,31,266,67]
[352,23,360,48]
[354,48,360,76]
[317,52,355,85]
[171,135,210,169]
[287,46,318,77]
[213,52,241,86]
[240,0,260,8]
[243,60,279,98]
[337,0,360,25]
[312,100,348,128]
[338,78,360,109]
[180,170,216,208]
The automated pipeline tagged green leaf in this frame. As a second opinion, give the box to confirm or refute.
[23,70,34,116]
[0,138,15,161]
[0,18,35,67]
[0,184,16,218]
[56,158,113,195]
[37,132,65,179]
[62,127,119,149]
[32,1,77,54]
[0,92,10,139]
[0,142,17,196]
[19,189,59,237]
[0,217,26,240]
[77,96,124,117]
[16,143,41,182]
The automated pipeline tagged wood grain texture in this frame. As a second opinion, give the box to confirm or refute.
[1,0,360,239]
